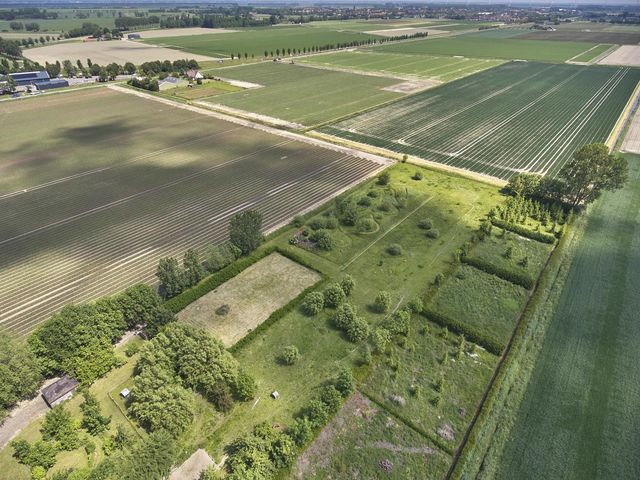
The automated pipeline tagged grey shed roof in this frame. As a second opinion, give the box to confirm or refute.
[41,375,79,407]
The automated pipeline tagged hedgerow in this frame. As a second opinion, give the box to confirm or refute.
[461,257,534,290]
[490,219,556,244]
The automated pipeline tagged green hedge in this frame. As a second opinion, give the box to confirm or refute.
[421,309,504,356]
[164,246,276,314]
[461,256,534,290]
[490,219,556,244]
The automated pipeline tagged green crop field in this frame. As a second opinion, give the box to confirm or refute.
[143,24,379,58]
[515,30,640,45]
[570,44,616,63]
[371,34,600,62]
[427,265,528,348]
[0,87,382,336]
[498,154,640,479]
[200,62,404,126]
[300,51,504,82]
[321,62,640,180]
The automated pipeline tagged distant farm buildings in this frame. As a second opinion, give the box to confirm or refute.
[127,33,142,40]
[8,71,69,92]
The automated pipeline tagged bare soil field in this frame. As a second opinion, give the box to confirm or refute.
[23,39,215,65]
[366,27,448,37]
[177,253,320,347]
[382,80,439,93]
[598,45,640,67]
[622,107,640,153]
[134,27,237,39]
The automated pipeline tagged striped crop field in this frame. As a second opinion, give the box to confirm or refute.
[320,62,640,180]
[300,50,504,82]
[0,88,383,336]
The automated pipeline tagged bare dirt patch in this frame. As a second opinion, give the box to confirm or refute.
[177,252,320,347]
[383,80,439,93]
[23,39,215,65]
[598,45,640,67]
[367,27,448,37]
[135,27,237,39]
[169,449,215,480]
[622,106,640,154]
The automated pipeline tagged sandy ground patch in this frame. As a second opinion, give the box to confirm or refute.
[383,80,440,93]
[170,449,215,480]
[212,77,263,89]
[23,39,215,65]
[194,101,304,130]
[622,106,640,153]
[367,27,448,37]
[177,252,321,347]
[598,45,640,67]
[134,27,236,39]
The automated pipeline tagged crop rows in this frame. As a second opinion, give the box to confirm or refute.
[321,62,640,180]
[0,91,381,336]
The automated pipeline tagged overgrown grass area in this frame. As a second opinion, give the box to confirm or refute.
[427,265,528,349]
[199,62,404,126]
[162,79,242,100]
[466,230,553,283]
[294,392,452,479]
[360,319,497,453]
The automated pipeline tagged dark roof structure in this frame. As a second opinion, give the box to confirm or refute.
[41,375,79,407]
[34,79,69,90]
[9,71,50,86]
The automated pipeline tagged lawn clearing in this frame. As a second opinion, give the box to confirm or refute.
[427,265,528,349]
[321,62,640,180]
[178,252,321,347]
[371,34,600,62]
[0,87,383,336]
[301,50,504,82]
[198,62,404,126]
[142,24,379,59]
[498,154,640,480]
[162,78,242,100]
[22,39,216,65]
[294,391,452,479]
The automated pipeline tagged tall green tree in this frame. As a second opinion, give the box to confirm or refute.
[155,257,184,299]
[121,431,177,480]
[559,143,628,208]
[81,391,111,436]
[41,405,79,451]
[229,210,264,255]
[182,248,204,287]
[0,331,42,416]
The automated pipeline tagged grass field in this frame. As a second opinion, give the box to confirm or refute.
[569,44,615,63]
[497,154,640,480]
[427,265,528,348]
[300,51,504,82]
[143,24,379,58]
[162,79,242,100]
[0,87,383,336]
[321,62,640,180]
[371,34,600,62]
[515,30,640,45]
[294,392,452,479]
[200,62,404,126]
[177,252,320,347]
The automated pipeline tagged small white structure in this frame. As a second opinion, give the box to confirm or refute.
[120,388,131,399]
[271,391,280,400]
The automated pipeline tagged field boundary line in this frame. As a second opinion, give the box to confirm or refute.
[341,196,435,270]
[308,130,506,187]
[108,84,392,167]
[606,79,640,150]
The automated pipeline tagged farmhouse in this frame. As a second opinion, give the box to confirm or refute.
[41,375,79,408]
[8,71,69,91]
[186,69,204,80]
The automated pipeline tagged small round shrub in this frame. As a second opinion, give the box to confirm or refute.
[356,217,377,233]
[334,367,355,397]
[387,243,403,256]
[308,217,327,230]
[320,385,343,414]
[124,342,141,358]
[407,297,423,313]
[332,303,357,330]
[346,316,370,343]
[216,304,231,316]
[292,215,305,227]
[281,345,300,365]
[340,274,355,296]
[302,291,324,316]
[378,198,395,212]
[234,370,258,400]
[367,190,380,198]
[357,196,372,207]
[377,171,390,185]
[373,291,392,313]
[425,228,440,239]
[324,216,339,229]
[310,229,333,250]
[324,283,346,308]
[434,273,445,285]
[418,218,433,230]
[412,171,423,180]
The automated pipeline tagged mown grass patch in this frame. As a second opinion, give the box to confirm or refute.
[427,265,528,348]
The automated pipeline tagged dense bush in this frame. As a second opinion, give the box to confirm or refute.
[490,218,556,244]
[340,275,355,297]
[324,283,346,308]
[377,171,391,185]
[301,291,325,316]
[310,228,333,250]
[334,367,355,397]
[291,215,305,228]
[412,171,424,180]
[462,256,535,289]
[281,345,300,365]
[81,391,111,436]
[356,217,377,233]
[335,198,359,226]
[373,291,391,313]
[387,243,403,256]
[418,218,433,230]
[207,241,242,272]
[0,331,41,418]
[41,404,79,451]
[11,439,58,471]
[426,228,440,239]
[229,210,264,255]
[233,370,258,401]
[308,217,327,230]
[384,309,410,336]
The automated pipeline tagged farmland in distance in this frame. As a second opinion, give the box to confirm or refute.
[320,62,640,180]
[0,87,384,336]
